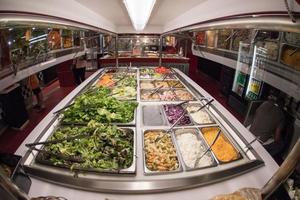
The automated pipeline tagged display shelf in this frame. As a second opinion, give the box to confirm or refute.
[20,67,265,193]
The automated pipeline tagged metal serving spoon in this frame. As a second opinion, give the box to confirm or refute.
[194,129,221,168]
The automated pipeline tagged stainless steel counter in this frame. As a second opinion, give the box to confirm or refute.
[16,67,279,199]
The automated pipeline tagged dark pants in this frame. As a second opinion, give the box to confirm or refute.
[264,141,285,157]
[73,68,86,85]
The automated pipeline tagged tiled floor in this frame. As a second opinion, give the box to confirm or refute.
[0,67,243,154]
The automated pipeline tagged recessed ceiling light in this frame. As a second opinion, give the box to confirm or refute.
[123,0,156,31]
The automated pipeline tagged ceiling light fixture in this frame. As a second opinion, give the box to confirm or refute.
[123,0,156,31]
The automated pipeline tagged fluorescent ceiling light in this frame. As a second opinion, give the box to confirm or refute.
[123,0,156,31]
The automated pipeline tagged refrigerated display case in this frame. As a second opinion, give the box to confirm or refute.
[232,29,251,51]
[217,29,232,50]
[62,29,73,49]
[195,31,206,46]
[47,29,61,50]
[254,30,280,61]
[206,30,216,48]
[20,66,267,194]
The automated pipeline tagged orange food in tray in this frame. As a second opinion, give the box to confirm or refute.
[97,74,115,87]
[154,66,171,74]
[201,127,240,162]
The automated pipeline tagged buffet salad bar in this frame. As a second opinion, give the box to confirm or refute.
[22,66,264,193]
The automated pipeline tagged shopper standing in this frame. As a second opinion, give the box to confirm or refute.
[250,91,285,156]
[73,54,87,85]
[28,74,45,111]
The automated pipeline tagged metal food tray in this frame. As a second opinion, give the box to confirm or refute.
[279,43,300,71]
[139,67,178,80]
[112,94,137,101]
[141,89,198,102]
[166,80,186,89]
[142,105,168,126]
[139,80,156,90]
[173,128,218,171]
[35,126,136,174]
[105,67,137,74]
[163,104,194,127]
[198,126,242,164]
[142,129,183,175]
[173,89,197,101]
[140,75,177,80]
[158,90,178,101]
[21,67,265,193]
[113,106,137,126]
[185,103,216,126]
[58,105,137,126]
[153,80,171,89]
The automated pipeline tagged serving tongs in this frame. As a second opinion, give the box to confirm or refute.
[194,129,221,168]
[107,91,121,97]
[25,132,95,163]
[53,103,75,115]
[243,136,264,153]
[26,133,89,148]
[155,99,214,143]
[151,74,168,84]
[189,99,214,114]
[170,81,182,89]
[175,100,190,107]
[289,46,299,56]
[149,85,164,97]
[105,68,130,88]
[28,146,84,163]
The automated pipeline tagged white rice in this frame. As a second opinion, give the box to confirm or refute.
[176,132,214,168]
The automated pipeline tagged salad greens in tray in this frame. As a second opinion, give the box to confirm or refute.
[61,87,138,124]
[36,122,134,172]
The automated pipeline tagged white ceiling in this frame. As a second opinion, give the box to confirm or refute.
[74,0,204,29]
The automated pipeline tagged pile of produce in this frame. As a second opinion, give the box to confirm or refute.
[175,132,214,168]
[154,66,171,74]
[201,127,240,162]
[154,81,169,88]
[159,91,177,101]
[111,86,136,100]
[167,80,184,88]
[141,91,160,101]
[164,105,191,126]
[61,87,138,124]
[140,81,155,89]
[174,90,194,101]
[112,72,136,79]
[144,131,179,171]
[42,122,133,171]
[97,74,114,87]
[116,76,137,88]
[186,105,214,124]
[140,68,156,79]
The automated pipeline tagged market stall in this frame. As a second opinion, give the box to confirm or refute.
[16,66,278,200]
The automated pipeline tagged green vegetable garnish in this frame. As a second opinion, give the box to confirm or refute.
[44,122,134,171]
[61,87,138,124]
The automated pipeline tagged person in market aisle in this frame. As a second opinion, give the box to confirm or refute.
[249,90,286,156]
[28,73,45,111]
[73,53,87,85]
